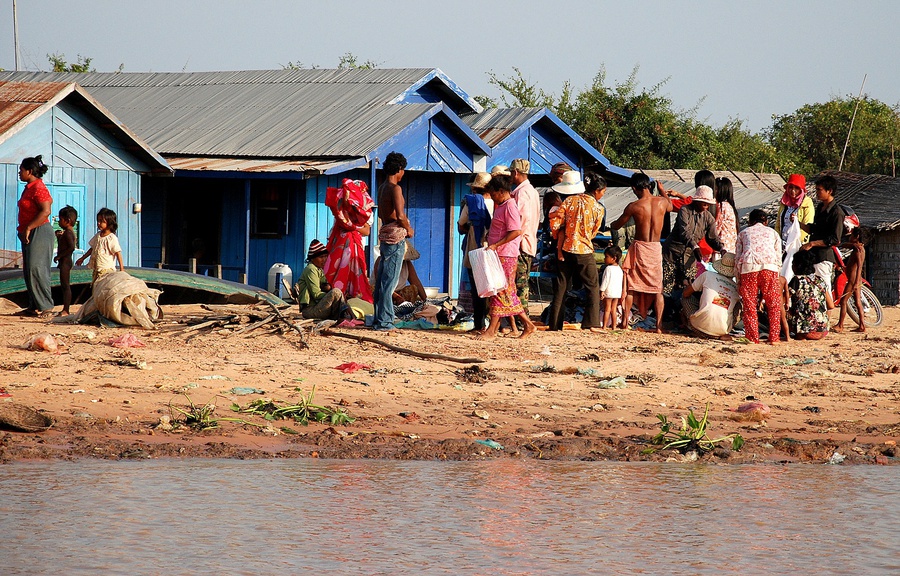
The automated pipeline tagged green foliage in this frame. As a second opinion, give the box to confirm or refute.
[168,394,250,431]
[767,96,900,175]
[651,403,744,454]
[48,53,94,73]
[231,386,354,426]
[337,52,378,70]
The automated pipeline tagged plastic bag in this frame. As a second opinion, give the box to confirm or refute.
[24,332,62,353]
[781,217,802,284]
[469,247,507,298]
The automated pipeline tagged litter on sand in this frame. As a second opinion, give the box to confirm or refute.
[474,439,504,450]
[335,362,372,373]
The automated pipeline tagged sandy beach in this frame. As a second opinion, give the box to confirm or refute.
[1,298,897,464]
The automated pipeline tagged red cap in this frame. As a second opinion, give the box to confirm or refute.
[785,173,806,191]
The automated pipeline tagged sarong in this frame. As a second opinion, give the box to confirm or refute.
[621,240,663,293]
[378,221,408,245]
[488,255,524,317]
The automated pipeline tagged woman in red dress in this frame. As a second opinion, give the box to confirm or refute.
[323,179,375,303]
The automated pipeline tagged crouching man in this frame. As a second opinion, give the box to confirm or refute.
[296,240,350,320]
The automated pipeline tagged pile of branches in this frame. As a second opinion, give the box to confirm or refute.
[173,302,314,345]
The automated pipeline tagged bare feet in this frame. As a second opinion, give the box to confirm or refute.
[832,326,844,333]
[518,322,535,339]
[855,326,866,333]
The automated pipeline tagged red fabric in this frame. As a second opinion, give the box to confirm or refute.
[334,362,371,373]
[739,270,782,344]
[323,179,375,302]
[17,179,52,233]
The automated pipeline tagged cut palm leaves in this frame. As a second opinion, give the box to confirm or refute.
[232,386,354,426]
[651,403,744,454]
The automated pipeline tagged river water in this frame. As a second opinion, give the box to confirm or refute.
[1,459,896,575]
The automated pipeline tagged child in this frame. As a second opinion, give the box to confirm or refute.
[599,245,624,329]
[295,239,349,320]
[54,205,77,316]
[76,208,124,284]
[788,249,833,340]
[835,227,866,333]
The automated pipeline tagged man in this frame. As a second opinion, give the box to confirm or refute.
[609,173,674,332]
[296,240,350,320]
[799,175,844,302]
[547,171,604,331]
[509,158,540,316]
[372,152,414,331]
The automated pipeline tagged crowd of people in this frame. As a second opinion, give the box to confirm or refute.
[292,151,868,342]
[16,150,868,341]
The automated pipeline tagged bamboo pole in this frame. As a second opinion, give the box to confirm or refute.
[839,74,867,171]
[321,329,485,364]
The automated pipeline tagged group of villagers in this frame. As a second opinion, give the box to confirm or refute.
[295,152,866,343]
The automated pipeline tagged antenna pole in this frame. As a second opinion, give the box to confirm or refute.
[13,0,21,70]
[839,74,867,171]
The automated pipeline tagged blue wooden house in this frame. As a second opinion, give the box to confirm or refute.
[0,81,172,267]
[0,70,630,294]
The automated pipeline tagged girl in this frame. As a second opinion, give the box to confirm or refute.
[476,174,535,340]
[714,177,739,255]
[77,208,125,283]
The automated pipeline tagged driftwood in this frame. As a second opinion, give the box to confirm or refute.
[233,314,275,335]
[262,299,310,347]
[321,328,485,364]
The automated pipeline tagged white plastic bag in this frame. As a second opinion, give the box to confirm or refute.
[469,247,507,298]
[780,217,802,284]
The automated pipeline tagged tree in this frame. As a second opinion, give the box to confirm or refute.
[767,96,900,176]
[337,52,379,70]
[48,53,94,73]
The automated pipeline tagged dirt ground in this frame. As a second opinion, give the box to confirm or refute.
[1,297,898,464]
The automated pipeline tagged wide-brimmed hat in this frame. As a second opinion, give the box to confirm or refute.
[710,252,736,277]
[693,185,715,204]
[307,239,328,260]
[509,158,530,174]
[466,172,491,189]
[403,240,420,261]
[551,170,586,195]
[785,173,806,192]
[490,165,511,176]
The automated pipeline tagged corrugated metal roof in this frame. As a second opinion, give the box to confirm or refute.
[638,169,786,192]
[602,180,780,225]
[0,69,454,158]
[461,107,542,147]
[165,156,356,174]
[806,171,900,231]
[0,81,172,175]
[0,81,71,134]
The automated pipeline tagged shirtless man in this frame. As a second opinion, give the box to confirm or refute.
[372,152,414,332]
[609,173,673,332]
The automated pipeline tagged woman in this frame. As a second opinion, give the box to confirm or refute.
[788,248,834,340]
[776,173,814,249]
[16,156,55,318]
[714,177,739,255]
[476,174,535,340]
[323,178,375,303]
[735,209,783,344]
[457,172,493,331]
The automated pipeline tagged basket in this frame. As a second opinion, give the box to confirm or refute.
[0,403,53,432]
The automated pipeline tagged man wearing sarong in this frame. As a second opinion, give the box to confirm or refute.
[609,173,674,332]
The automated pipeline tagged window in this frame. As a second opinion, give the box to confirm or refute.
[250,183,289,238]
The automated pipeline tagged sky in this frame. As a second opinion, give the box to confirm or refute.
[1,0,898,133]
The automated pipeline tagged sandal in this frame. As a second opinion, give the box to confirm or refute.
[35,310,55,320]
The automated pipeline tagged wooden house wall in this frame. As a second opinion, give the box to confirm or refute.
[488,123,584,174]
[0,103,148,265]
[869,228,900,305]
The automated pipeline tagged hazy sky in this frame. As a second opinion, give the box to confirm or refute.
[2,0,897,132]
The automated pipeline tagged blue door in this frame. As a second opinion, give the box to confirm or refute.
[401,172,449,291]
[19,182,89,259]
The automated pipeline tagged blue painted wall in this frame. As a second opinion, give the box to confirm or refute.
[488,121,584,175]
[0,101,153,265]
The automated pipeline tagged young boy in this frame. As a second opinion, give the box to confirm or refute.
[599,245,624,329]
[295,240,349,320]
[835,227,866,333]
[53,205,77,316]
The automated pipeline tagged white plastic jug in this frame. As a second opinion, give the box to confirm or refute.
[267,263,292,296]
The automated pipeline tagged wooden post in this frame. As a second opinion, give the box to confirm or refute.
[156,262,164,269]
[188,257,197,274]
[239,272,248,284]
[214,264,223,279]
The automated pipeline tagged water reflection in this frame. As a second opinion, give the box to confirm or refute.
[1,460,897,575]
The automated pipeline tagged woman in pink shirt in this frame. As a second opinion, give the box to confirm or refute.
[478,174,535,340]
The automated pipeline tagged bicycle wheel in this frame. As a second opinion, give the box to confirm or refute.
[847,285,883,327]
